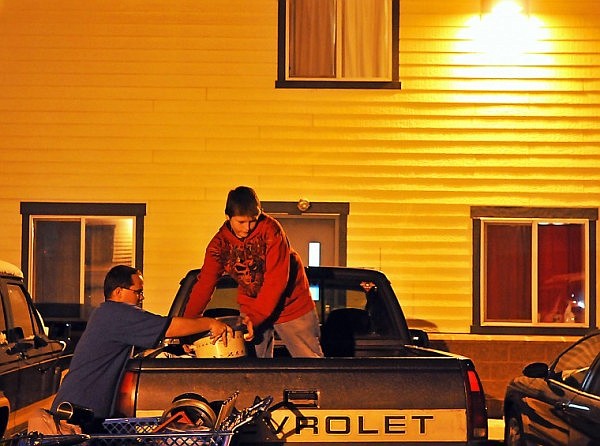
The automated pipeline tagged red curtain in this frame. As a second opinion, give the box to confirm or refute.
[485,224,532,321]
[538,224,584,322]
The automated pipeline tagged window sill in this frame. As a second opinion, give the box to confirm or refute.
[470,325,593,337]
[275,79,402,90]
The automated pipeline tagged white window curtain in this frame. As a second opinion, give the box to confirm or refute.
[342,0,391,79]
[289,0,391,80]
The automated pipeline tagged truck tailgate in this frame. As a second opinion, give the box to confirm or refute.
[122,356,476,444]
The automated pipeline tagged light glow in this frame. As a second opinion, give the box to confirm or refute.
[461,0,548,66]
[487,0,525,15]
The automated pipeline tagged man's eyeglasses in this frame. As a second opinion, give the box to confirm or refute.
[127,288,144,297]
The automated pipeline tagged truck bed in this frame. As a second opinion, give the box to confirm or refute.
[124,349,474,412]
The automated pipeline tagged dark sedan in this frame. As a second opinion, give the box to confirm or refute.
[503,330,600,445]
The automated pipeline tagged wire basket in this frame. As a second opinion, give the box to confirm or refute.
[91,418,232,446]
[102,418,163,435]
[2,396,271,446]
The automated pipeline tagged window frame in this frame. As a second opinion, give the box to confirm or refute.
[275,0,401,89]
[20,202,146,305]
[471,206,597,336]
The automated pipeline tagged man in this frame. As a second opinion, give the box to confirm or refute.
[42,265,237,433]
[184,186,323,358]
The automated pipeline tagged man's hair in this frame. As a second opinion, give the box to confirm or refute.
[104,265,140,300]
[225,186,262,217]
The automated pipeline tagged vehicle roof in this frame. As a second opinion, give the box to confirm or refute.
[185,265,390,283]
[0,260,24,279]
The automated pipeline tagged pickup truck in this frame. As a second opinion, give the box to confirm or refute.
[0,260,66,438]
[113,266,489,445]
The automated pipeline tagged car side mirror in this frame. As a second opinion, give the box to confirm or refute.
[33,334,48,348]
[5,327,25,343]
[523,362,549,378]
[409,329,430,347]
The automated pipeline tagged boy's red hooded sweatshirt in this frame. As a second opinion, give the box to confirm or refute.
[184,213,315,328]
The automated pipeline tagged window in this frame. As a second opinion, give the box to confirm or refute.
[20,203,146,320]
[207,271,394,336]
[7,284,41,339]
[276,0,401,89]
[471,207,597,335]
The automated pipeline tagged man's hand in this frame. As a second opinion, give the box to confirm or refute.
[208,319,233,346]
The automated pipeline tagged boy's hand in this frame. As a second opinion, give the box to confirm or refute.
[242,315,254,341]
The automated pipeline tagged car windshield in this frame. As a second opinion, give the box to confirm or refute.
[552,332,600,389]
[208,274,395,337]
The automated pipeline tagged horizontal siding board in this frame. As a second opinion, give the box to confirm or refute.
[400,66,600,80]
[401,40,600,54]
[5,114,600,133]
[0,124,261,138]
[0,74,272,88]
[0,36,274,52]
[0,49,273,64]
[0,61,274,76]
[401,53,600,65]
[0,111,311,127]
[400,26,600,41]
[257,127,593,142]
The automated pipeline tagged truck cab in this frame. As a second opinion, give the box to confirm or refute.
[0,260,66,438]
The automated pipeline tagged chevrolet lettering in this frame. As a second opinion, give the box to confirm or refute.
[268,409,467,442]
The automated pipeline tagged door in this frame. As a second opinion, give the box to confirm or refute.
[262,201,349,267]
[271,215,337,266]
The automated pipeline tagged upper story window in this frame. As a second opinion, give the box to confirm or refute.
[471,206,597,336]
[276,0,401,89]
[20,202,146,320]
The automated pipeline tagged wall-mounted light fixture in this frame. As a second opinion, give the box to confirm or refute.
[297,198,311,212]
[481,0,529,16]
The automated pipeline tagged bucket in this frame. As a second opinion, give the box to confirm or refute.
[192,316,247,358]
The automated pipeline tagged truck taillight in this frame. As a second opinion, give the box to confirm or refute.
[465,368,488,440]
[113,370,138,417]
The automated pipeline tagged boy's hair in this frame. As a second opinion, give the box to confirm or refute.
[225,186,262,217]
[104,265,140,300]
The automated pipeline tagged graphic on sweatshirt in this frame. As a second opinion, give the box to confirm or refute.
[219,237,267,297]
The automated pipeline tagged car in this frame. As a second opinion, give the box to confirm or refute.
[503,330,600,445]
[0,260,67,438]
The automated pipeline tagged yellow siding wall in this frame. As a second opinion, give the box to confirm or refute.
[1,0,599,333]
